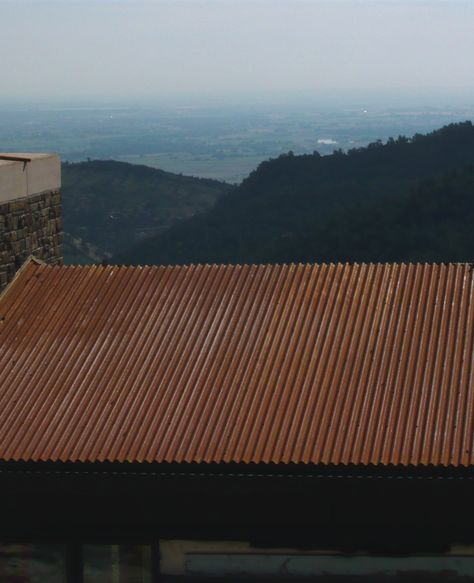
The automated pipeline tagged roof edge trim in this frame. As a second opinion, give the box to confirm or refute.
[0,255,45,304]
[1,460,474,480]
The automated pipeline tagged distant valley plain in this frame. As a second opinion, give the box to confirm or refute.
[2,98,474,265]
[2,99,474,183]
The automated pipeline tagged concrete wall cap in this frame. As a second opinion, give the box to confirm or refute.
[0,153,61,203]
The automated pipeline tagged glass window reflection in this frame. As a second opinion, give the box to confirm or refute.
[0,544,67,583]
[83,544,152,583]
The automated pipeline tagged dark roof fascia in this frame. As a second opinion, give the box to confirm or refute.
[1,460,474,481]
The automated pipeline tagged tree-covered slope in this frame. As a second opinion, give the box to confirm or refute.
[113,121,474,265]
[268,165,474,263]
[62,160,233,262]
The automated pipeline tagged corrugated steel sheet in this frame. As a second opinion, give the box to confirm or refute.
[1,261,474,467]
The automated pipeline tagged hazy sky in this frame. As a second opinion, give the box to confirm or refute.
[2,0,474,103]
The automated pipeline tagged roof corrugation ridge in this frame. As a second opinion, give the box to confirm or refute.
[57,266,160,462]
[198,264,285,463]
[330,263,384,465]
[2,262,474,467]
[0,266,101,459]
[456,267,474,466]
[263,264,321,464]
[107,265,189,462]
[171,265,256,463]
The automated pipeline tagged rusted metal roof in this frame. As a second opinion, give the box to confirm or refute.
[1,261,474,467]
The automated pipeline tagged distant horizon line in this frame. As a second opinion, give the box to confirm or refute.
[1,88,474,109]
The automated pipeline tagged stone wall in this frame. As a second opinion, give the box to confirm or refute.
[0,189,63,291]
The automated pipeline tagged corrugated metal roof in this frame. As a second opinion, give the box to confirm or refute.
[1,261,474,467]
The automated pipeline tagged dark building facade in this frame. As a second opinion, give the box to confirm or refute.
[2,461,474,582]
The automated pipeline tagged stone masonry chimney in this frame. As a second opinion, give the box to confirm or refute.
[0,153,62,291]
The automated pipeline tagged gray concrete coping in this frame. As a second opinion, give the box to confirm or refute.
[0,153,61,203]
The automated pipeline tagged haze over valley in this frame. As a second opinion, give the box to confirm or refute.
[2,99,474,184]
[2,0,474,265]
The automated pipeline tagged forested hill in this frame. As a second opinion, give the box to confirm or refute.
[113,121,474,265]
[62,160,233,263]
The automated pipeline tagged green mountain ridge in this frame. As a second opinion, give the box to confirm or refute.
[62,159,233,263]
[113,121,474,266]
